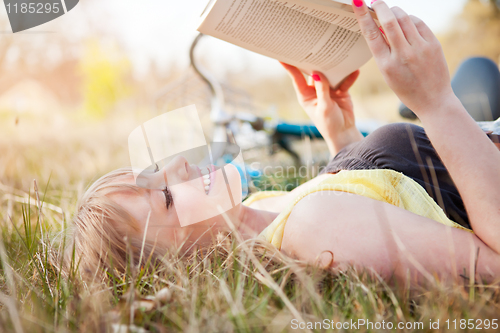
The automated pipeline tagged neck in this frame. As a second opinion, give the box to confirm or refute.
[180,205,278,251]
[237,205,278,239]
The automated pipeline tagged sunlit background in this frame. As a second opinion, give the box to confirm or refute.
[0,3,499,331]
[1,0,500,191]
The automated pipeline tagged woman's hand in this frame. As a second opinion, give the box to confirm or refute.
[280,62,364,156]
[353,0,500,254]
[352,0,455,116]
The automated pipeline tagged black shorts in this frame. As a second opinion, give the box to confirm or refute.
[322,123,470,229]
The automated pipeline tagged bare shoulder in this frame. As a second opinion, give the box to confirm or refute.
[280,191,404,276]
[280,191,500,283]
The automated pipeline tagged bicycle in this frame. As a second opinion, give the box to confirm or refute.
[153,35,500,197]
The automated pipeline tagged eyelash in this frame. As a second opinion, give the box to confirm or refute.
[154,166,172,208]
[162,186,173,209]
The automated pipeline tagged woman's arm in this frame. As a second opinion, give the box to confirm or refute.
[280,63,364,156]
[281,191,500,283]
[352,1,500,254]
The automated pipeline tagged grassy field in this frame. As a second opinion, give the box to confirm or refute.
[1,109,500,333]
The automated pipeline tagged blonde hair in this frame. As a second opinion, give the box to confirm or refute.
[64,168,163,279]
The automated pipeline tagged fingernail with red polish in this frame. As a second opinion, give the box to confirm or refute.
[353,0,364,8]
[371,0,378,4]
[379,26,386,36]
[312,74,321,82]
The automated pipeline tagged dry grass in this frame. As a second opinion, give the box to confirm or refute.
[1,108,500,333]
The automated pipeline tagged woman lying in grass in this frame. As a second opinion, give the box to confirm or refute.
[67,1,500,284]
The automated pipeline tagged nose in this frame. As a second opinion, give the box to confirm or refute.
[163,156,190,184]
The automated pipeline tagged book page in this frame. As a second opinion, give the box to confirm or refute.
[269,0,361,33]
[198,0,372,86]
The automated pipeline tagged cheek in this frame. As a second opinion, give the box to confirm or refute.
[173,185,207,208]
[170,181,233,227]
[169,166,242,227]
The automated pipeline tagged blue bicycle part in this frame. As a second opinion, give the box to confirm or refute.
[275,122,370,138]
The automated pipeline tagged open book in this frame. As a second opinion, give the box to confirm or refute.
[198,0,376,86]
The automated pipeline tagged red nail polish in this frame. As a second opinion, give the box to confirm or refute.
[379,26,386,36]
[371,0,378,4]
[312,74,321,82]
[353,0,364,7]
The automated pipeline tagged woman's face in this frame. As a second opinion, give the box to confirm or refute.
[111,156,243,249]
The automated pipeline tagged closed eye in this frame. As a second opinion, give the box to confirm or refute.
[162,186,173,209]
[153,164,172,208]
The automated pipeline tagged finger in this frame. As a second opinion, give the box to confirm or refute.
[338,70,360,92]
[391,7,423,45]
[279,62,310,96]
[372,1,409,49]
[352,0,390,58]
[409,15,437,43]
[311,71,331,101]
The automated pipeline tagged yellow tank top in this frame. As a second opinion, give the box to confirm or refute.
[243,169,471,249]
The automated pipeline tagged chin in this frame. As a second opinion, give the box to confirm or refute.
[222,164,243,204]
